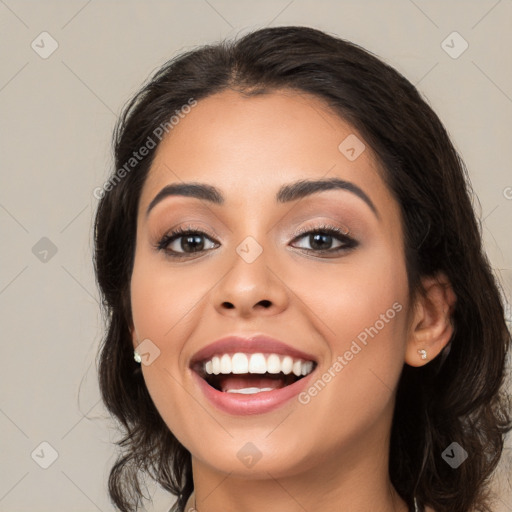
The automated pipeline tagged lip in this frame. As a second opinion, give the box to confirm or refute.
[191,364,317,415]
[190,334,318,366]
[189,334,318,415]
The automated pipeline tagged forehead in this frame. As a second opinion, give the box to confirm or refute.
[139,88,393,216]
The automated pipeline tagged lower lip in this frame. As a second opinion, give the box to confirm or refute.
[191,369,316,415]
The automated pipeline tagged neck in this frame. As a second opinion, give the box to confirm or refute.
[184,430,408,512]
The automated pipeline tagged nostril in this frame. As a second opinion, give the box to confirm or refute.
[220,300,272,310]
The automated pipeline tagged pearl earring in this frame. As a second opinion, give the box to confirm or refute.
[418,349,427,360]
[134,350,142,363]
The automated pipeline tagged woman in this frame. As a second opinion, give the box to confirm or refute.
[93,26,511,512]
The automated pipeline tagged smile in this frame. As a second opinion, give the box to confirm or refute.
[189,335,318,415]
[194,352,315,394]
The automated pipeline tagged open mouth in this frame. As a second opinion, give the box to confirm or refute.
[191,353,317,395]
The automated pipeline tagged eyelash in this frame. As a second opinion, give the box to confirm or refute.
[155,223,358,259]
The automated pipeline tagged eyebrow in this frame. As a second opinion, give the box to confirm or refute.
[146,178,379,218]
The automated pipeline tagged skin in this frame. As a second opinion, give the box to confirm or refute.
[130,88,454,512]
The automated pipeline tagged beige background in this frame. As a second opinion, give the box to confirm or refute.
[1,1,511,511]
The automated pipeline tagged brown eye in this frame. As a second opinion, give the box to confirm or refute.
[157,227,218,257]
[291,225,358,255]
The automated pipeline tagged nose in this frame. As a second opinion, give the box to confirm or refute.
[211,241,289,319]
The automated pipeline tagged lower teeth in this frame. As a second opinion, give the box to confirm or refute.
[225,387,274,394]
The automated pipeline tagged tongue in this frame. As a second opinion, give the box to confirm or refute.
[219,375,288,393]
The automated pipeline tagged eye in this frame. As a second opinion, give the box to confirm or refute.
[156,226,219,258]
[290,224,358,255]
[155,223,358,260]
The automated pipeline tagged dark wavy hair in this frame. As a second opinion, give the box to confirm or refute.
[93,25,511,512]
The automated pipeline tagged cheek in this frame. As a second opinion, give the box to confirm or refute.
[292,244,410,438]
[129,252,203,449]
[130,249,208,342]
[295,241,408,355]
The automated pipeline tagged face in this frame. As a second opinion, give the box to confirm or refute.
[130,89,412,479]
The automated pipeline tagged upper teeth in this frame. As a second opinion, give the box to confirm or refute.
[203,353,314,377]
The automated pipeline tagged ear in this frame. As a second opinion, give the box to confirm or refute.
[405,272,457,367]
[123,292,138,350]
[129,322,139,351]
